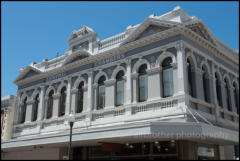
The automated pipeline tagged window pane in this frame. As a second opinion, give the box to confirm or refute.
[139,75,148,101]
[98,85,105,108]
[116,81,124,106]
[163,69,173,97]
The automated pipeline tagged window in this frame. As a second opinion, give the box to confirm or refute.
[98,76,106,109]
[20,97,27,124]
[32,94,39,122]
[215,73,222,107]
[138,64,148,102]
[77,82,84,113]
[202,66,210,103]
[224,78,232,111]
[233,83,239,114]
[116,70,125,106]
[187,58,195,97]
[162,57,173,97]
[59,87,66,116]
[47,90,54,119]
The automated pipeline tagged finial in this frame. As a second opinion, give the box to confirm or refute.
[173,6,181,11]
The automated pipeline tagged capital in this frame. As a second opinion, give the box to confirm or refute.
[125,58,132,65]
[175,41,185,51]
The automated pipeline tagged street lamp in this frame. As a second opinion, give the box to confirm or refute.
[68,113,75,160]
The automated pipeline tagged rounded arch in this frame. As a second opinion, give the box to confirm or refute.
[223,73,231,85]
[156,51,176,67]
[111,65,126,79]
[94,71,108,84]
[200,61,211,74]
[20,93,28,103]
[214,69,222,82]
[31,89,40,100]
[186,51,197,68]
[132,58,150,73]
[73,76,87,89]
[232,78,239,89]
[57,82,67,94]
[46,86,56,96]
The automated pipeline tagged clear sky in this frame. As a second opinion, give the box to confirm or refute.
[1,1,239,97]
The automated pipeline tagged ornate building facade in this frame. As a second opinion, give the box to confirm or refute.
[1,6,239,160]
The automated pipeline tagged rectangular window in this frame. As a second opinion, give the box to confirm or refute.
[116,80,124,106]
[163,69,173,97]
[98,85,105,109]
[139,75,148,102]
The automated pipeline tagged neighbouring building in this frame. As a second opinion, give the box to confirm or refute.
[1,95,16,159]
[1,6,239,160]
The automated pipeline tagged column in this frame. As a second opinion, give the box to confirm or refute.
[220,81,227,110]
[65,77,72,115]
[70,88,78,114]
[83,85,88,112]
[14,91,21,125]
[92,83,98,110]
[176,42,188,113]
[25,100,34,123]
[172,63,178,96]
[211,65,220,121]
[132,72,139,103]
[105,79,116,109]
[176,42,187,95]
[87,71,93,111]
[146,67,161,101]
[229,86,237,113]
[125,58,132,104]
[52,93,61,118]
[37,86,46,121]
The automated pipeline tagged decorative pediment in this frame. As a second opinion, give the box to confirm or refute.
[185,20,217,46]
[14,66,42,82]
[63,50,90,65]
[121,18,176,46]
[135,25,170,41]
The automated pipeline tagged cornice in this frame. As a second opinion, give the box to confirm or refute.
[15,25,238,88]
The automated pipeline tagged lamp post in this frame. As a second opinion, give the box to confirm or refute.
[68,113,75,160]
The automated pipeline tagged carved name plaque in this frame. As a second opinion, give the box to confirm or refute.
[46,72,66,82]
[94,54,125,67]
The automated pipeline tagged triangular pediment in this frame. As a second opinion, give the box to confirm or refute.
[121,18,176,46]
[63,50,90,65]
[186,21,217,46]
[135,25,170,41]
[15,66,42,82]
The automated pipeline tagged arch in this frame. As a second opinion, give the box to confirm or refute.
[111,65,126,79]
[214,69,223,82]
[20,93,28,103]
[31,88,40,100]
[132,58,150,73]
[200,61,211,75]
[46,86,56,96]
[156,51,176,67]
[57,82,67,94]
[185,51,197,68]
[223,73,231,86]
[94,71,109,84]
[73,76,87,89]
[232,78,239,89]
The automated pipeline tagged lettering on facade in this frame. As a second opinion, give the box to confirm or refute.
[94,54,125,67]
[46,72,66,82]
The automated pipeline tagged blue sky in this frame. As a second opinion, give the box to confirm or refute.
[1,1,239,97]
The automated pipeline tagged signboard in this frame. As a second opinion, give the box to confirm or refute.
[197,146,215,157]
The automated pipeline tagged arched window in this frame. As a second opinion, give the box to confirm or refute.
[162,57,173,98]
[59,87,66,116]
[20,97,27,124]
[98,76,106,110]
[76,82,84,113]
[138,64,148,102]
[215,73,222,107]
[32,94,39,122]
[47,90,54,119]
[187,58,195,97]
[233,82,239,114]
[116,70,125,106]
[202,66,210,103]
[224,78,232,111]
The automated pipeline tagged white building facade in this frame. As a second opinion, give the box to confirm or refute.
[1,7,239,160]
